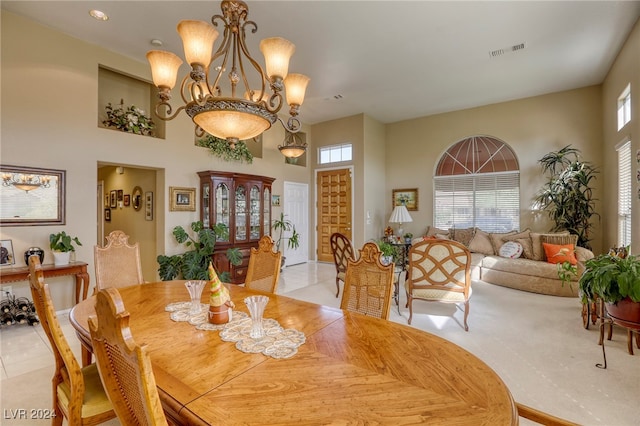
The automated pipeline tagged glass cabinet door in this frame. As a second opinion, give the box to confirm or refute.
[215,183,230,242]
[202,184,210,228]
[235,185,247,242]
[249,185,261,240]
[263,187,271,236]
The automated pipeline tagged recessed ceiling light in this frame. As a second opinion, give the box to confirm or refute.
[89,10,109,21]
[150,39,163,47]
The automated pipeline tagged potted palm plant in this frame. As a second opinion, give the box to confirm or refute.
[49,231,82,265]
[579,253,640,328]
[271,213,300,270]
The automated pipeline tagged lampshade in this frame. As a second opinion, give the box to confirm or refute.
[193,110,271,141]
[177,20,219,67]
[146,50,183,90]
[260,37,295,80]
[389,205,413,224]
[284,73,310,108]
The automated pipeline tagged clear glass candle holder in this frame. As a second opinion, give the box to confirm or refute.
[185,280,206,315]
[244,295,269,338]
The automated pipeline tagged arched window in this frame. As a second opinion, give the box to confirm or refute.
[434,136,520,232]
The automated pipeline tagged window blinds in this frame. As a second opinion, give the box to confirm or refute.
[617,140,631,247]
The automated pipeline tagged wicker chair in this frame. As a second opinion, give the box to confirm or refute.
[27,256,116,426]
[405,239,472,330]
[340,242,395,320]
[88,287,167,425]
[244,235,281,293]
[516,402,580,425]
[94,230,144,290]
[330,232,356,298]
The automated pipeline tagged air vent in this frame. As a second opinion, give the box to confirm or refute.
[489,43,525,58]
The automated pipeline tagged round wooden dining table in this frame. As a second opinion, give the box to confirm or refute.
[70,281,517,425]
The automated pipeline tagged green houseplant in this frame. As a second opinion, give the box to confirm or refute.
[579,253,640,327]
[49,231,82,266]
[157,221,242,281]
[271,213,300,270]
[197,134,254,163]
[378,240,395,265]
[534,145,599,250]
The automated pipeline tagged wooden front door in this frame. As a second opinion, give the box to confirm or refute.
[317,168,352,262]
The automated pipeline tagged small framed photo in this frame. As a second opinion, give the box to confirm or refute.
[272,194,281,206]
[392,188,418,211]
[123,194,130,207]
[169,187,196,211]
[0,239,15,266]
[145,191,154,220]
[110,190,117,208]
[104,208,111,222]
[117,189,123,201]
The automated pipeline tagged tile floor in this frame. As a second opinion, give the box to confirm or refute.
[1,261,638,425]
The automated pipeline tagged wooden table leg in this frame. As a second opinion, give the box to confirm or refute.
[74,271,90,303]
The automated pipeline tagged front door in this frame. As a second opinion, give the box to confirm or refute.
[316,168,352,262]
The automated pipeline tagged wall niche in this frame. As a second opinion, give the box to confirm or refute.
[97,66,165,139]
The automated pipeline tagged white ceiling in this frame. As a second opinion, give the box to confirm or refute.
[3,1,639,125]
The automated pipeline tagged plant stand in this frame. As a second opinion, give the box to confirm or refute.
[596,298,640,369]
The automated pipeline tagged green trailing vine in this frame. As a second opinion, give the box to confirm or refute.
[197,135,253,164]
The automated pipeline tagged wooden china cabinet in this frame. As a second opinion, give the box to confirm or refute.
[198,171,275,284]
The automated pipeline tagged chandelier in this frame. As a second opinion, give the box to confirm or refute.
[279,131,307,158]
[2,173,51,192]
[146,0,310,151]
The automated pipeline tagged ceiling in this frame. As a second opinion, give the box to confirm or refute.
[3,1,639,125]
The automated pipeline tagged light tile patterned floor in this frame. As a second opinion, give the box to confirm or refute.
[1,261,638,425]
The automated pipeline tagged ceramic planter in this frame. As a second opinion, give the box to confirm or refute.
[605,297,640,330]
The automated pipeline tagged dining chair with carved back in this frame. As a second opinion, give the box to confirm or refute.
[330,232,356,298]
[27,256,116,426]
[94,230,144,291]
[244,235,281,293]
[405,239,473,330]
[340,242,395,320]
[88,287,168,426]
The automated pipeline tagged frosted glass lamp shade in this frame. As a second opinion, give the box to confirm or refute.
[260,37,295,80]
[146,50,183,89]
[177,20,219,67]
[194,110,271,141]
[284,73,310,107]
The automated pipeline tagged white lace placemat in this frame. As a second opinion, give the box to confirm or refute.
[165,302,305,359]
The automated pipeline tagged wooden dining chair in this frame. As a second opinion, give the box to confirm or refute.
[516,402,580,425]
[94,230,144,290]
[244,235,281,293]
[330,232,356,298]
[89,287,168,426]
[340,242,395,320]
[405,239,472,330]
[27,256,116,426]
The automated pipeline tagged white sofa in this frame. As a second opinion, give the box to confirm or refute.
[421,226,594,297]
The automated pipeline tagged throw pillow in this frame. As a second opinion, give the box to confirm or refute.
[499,241,523,259]
[530,231,570,261]
[489,230,517,254]
[426,226,449,237]
[468,229,494,255]
[542,243,578,265]
[502,229,533,259]
[448,227,475,247]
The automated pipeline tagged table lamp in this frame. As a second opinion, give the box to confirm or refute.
[389,204,413,237]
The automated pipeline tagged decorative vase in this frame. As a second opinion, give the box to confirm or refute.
[52,251,71,266]
[605,297,640,330]
[24,247,45,265]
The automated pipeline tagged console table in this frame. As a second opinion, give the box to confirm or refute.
[0,261,90,304]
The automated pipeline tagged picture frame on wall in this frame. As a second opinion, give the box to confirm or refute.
[0,165,66,226]
[392,188,418,211]
[117,189,123,201]
[110,190,117,208]
[104,208,111,222]
[169,187,196,211]
[0,239,15,266]
[272,194,281,206]
[145,191,153,220]
[123,194,130,206]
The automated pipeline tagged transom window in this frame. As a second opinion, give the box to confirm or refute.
[319,143,352,164]
[434,136,520,232]
[617,84,631,131]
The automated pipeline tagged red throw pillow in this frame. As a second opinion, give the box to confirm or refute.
[542,243,577,265]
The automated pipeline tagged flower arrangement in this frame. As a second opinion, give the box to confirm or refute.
[197,134,254,163]
[102,99,155,136]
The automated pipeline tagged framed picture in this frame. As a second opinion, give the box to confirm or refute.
[110,190,117,208]
[169,187,196,211]
[272,194,281,206]
[392,188,418,211]
[132,186,143,211]
[123,194,130,206]
[104,208,111,222]
[0,239,15,266]
[0,165,66,226]
[117,189,123,201]
[145,191,153,220]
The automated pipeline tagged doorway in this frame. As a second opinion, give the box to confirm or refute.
[316,168,353,262]
[283,181,309,266]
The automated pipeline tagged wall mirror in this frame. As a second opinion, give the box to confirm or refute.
[0,165,66,226]
[132,186,143,211]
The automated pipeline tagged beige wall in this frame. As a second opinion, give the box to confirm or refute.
[385,86,605,253]
[0,12,312,309]
[602,18,640,251]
